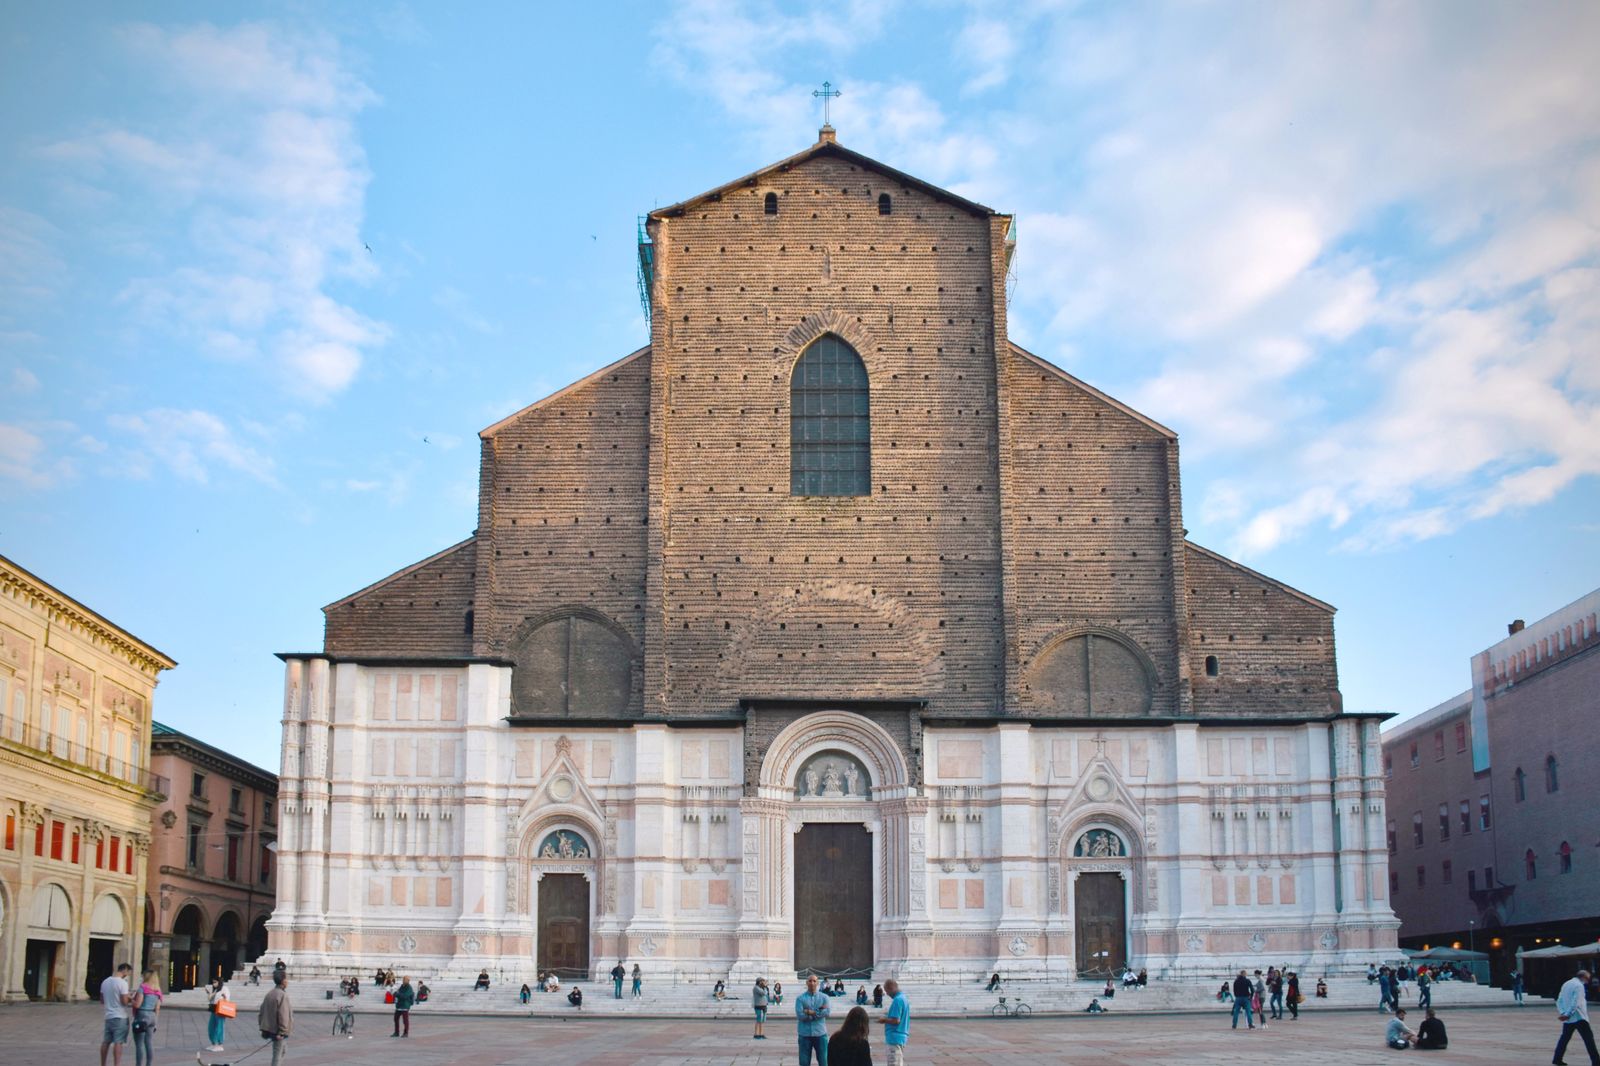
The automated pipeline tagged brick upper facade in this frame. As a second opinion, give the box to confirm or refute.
[319,134,1341,730]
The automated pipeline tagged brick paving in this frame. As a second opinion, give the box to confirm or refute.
[0,1001,1563,1065]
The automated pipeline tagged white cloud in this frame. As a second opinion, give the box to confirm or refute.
[650,2,1600,554]
[107,408,277,486]
[10,367,41,393]
[41,21,385,400]
[0,423,66,488]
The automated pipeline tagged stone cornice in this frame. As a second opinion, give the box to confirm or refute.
[1,555,177,677]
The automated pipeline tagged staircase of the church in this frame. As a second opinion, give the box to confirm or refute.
[160,975,1532,1018]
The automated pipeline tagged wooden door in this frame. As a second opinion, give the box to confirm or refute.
[537,874,590,977]
[1074,872,1126,976]
[794,823,873,976]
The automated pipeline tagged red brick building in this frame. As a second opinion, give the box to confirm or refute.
[271,129,1396,983]
[1383,588,1600,981]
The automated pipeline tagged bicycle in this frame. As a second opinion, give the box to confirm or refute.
[332,1005,356,1037]
[992,994,1032,1018]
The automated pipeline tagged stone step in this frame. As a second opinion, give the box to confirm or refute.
[165,976,1534,1018]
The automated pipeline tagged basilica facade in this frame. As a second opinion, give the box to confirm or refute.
[269,129,1397,982]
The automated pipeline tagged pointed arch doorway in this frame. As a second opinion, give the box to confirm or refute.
[531,828,594,979]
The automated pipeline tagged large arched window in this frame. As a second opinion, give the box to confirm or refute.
[791,335,870,496]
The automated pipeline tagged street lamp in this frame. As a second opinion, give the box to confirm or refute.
[1468,919,1475,954]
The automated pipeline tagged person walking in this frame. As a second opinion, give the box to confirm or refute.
[1252,971,1268,1031]
[1269,970,1284,1021]
[130,969,161,1066]
[1553,969,1600,1066]
[258,969,293,1065]
[1416,967,1431,1011]
[1513,969,1526,1005]
[830,1005,875,1066]
[1378,966,1393,1012]
[99,962,133,1066]
[878,978,910,1065]
[1287,972,1301,1020]
[632,963,643,998]
[206,975,231,1051]
[1230,970,1254,1029]
[795,974,832,1066]
[752,977,770,1040]
[391,975,415,1038]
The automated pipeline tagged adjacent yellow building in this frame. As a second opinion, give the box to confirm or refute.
[0,554,175,1001]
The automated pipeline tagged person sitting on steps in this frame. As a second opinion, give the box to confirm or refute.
[474,970,490,991]
[567,986,582,1009]
[985,973,1002,993]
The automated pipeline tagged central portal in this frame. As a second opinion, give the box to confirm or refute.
[537,874,590,978]
[794,823,872,976]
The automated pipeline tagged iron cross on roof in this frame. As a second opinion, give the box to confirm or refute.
[813,80,842,127]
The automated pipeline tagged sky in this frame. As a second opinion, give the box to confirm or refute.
[2,1,1597,771]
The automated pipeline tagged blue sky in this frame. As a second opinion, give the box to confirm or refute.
[2,2,1597,770]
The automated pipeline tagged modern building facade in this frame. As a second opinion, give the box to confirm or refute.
[145,722,277,990]
[270,130,1398,984]
[1383,588,1600,981]
[0,554,174,1000]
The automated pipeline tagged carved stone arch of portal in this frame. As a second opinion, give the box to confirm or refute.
[515,809,603,915]
[1057,808,1147,917]
[758,711,910,802]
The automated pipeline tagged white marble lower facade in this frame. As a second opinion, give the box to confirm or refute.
[267,657,1398,980]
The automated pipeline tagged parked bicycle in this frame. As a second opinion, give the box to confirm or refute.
[992,993,1032,1018]
[332,1004,356,1037]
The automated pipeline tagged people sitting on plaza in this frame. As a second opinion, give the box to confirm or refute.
[1123,968,1139,989]
[1316,978,1329,998]
[1414,1008,1447,1050]
[713,979,727,1000]
[1137,968,1149,988]
[1085,997,1107,1013]
[248,966,261,986]
[567,986,582,1009]
[417,980,430,1002]
[856,985,868,1005]
[833,978,846,997]
[1218,981,1233,1002]
[872,984,884,1008]
[544,973,560,993]
[985,972,1002,993]
[771,981,783,1005]
[474,970,491,991]
[1103,978,1116,999]
[520,983,531,1004]
[1386,1007,1416,1049]
[1368,963,1379,983]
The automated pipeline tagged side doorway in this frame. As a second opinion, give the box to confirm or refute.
[536,874,590,979]
[1073,872,1127,977]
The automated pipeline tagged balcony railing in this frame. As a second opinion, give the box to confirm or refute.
[0,714,169,796]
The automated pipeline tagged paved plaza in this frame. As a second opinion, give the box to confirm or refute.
[0,1001,1567,1065]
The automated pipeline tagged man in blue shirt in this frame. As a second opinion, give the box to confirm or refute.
[795,974,831,1066]
[879,978,910,1064]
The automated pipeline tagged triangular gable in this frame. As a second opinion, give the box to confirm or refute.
[651,136,999,220]
[479,345,650,439]
[1009,341,1177,441]
[322,537,475,613]
[1185,540,1336,614]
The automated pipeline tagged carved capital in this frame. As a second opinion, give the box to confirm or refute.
[19,801,46,829]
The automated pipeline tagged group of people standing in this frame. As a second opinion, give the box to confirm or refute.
[1226,967,1302,1029]
[776,974,910,1066]
[608,961,645,998]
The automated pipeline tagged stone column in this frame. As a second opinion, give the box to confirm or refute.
[4,802,46,1000]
